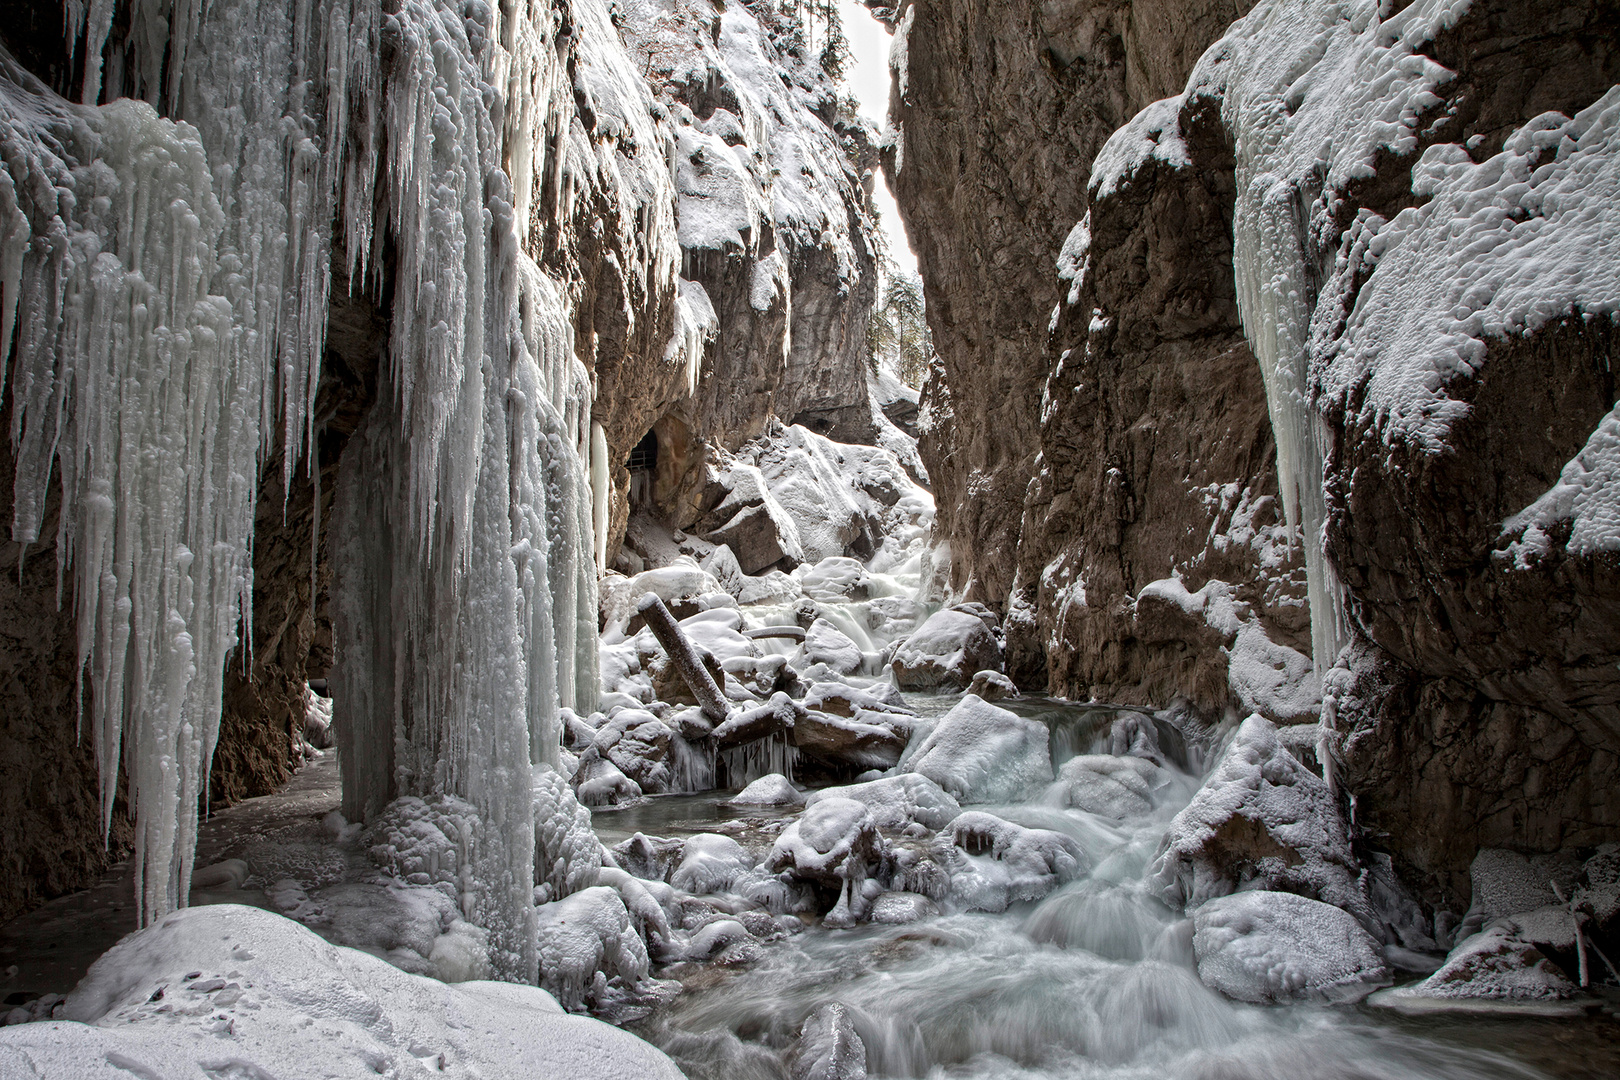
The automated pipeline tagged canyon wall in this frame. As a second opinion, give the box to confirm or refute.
[0,0,883,920]
[883,0,1620,913]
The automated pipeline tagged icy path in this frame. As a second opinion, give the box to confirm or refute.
[0,755,347,1004]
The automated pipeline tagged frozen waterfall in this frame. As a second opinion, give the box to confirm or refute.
[0,0,607,977]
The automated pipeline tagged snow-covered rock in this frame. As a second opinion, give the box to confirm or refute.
[0,905,682,1079]
[794,710,910,772]
[806,774,962,832]
[533,765,603,906]
[1056,755,1166,819]
[727,772,805,807]
[803,617,866,675]
[891,609,1003,689]
[767,797,887,927]
[800,556,873,601]
[1393,924,1578,1002]
[890,811,1086,914]
[790,1001,868,1080]
[908,695,1053,803]
[670,834,755,895]
[1149,715,1371,928]
[966,669,1019,701]
[534,886,653,1013]
[1192,891,1390,1004]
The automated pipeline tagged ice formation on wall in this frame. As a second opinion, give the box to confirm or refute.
[1077,0,1470,674]
[0,0,374,923]
[0,0,611,971]
[1212,0,1466,671]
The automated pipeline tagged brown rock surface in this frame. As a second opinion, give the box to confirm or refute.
[1014,84,1307,709]
[876,0,1255,615]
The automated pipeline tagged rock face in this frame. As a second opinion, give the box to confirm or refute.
[604,1,887,552]
[884,0,1620,917]
[875,0,1257,640]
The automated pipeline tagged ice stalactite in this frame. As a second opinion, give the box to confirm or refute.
[0,0,370,924]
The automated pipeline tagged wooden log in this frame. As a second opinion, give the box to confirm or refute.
[711,692,805,749]
[745,625,806,642]
[637,593,730,723]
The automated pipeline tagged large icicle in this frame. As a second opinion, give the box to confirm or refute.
[0,0,374,925]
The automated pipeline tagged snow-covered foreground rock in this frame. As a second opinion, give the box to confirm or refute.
[0,905,683,1079]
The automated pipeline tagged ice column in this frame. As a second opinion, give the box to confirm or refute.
[1231,174,1349,673]
[330,0,604,981]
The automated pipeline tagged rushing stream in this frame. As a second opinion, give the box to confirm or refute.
[596,695,1620,1080]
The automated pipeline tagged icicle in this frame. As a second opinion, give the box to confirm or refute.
[590,421,610,573]
[0,0,373,925]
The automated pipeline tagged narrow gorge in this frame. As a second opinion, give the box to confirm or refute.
[0,0,1616,1077]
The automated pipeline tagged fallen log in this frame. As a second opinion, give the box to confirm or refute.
[637,593,730,723]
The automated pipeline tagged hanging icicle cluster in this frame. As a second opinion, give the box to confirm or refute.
[0,0,375,924]
[0,0,609,974]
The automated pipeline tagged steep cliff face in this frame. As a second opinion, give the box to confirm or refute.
[876,0,1254,619]
[592,0,883,549]
[1018,91,1310,718]
[1029,0,1620,909]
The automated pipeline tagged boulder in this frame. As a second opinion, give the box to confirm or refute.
[767,798,888,927]
[789,1001,867,1080]
[1192,891,1390,1004]
[1057,754,1165,819]
[1398,924,1579,1001]
[1149,715,1373,929]
[806,774,962,832]
[966,669,1018,701]
[907,695,1052,803]
[891,609,1002,690]
[802,618,866,676]
[726,773,804,807]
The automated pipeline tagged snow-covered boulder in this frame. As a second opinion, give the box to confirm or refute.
[700,463,806,574]
[891,609,1003,689]
[1149,715,1372,928]
[670,833,755,896]
[0,905,683,1079]
[802,679,916,718]
[892,812,1085,913]
[727,772,805,807]
[590,708,676,793]
[800,556,871,601]
[767,797,888,927]
[1056,754,1166,819]
[908,695,1053,803]
[534,886,653,1013]
[1192,891,1390,1004]
[966,669,1019,701]
[1463,848,1579,927]
[790,1001,869,1080]
[807,774,962,832]
[802,617,866,675]
[1391,924,1578,1002]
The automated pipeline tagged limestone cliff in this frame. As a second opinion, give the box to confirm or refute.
[873,0,1256,631]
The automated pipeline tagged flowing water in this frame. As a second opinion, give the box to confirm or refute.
[600,695,1620,1080]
